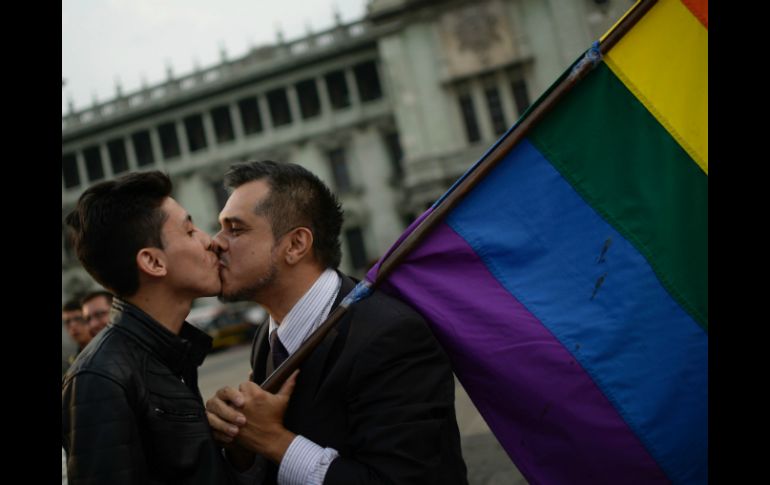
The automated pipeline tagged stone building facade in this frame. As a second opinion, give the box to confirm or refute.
[62,0,633,301]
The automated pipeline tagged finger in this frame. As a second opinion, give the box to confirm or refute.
[277,370,300,398]
[215,386,245,408]
[206,399,247,427]
[206,411,242,438]
[205,394,234,414]
[239,380,260,395]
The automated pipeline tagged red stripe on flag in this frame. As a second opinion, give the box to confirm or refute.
[680,0,708,28]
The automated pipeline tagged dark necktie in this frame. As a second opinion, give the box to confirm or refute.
[270,330,289,369]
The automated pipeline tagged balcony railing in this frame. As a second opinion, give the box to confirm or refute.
[62,19,375,132]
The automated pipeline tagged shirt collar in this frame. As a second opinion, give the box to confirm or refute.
[268,268,341,355]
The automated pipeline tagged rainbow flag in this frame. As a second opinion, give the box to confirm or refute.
[366,0,707,483]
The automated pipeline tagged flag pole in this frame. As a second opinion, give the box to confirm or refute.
[261,0,657,393]
[375,0,656,282]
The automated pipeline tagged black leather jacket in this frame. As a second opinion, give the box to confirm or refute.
[62,298,234,485]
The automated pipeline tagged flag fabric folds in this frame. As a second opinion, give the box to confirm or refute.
[365,0,707,483]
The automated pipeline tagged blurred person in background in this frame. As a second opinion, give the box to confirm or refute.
[62,297,91,368]
[81,290,113,336]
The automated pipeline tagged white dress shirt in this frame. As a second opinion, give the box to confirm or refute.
[269,268,342,485]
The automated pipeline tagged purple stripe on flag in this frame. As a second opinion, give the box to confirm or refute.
[379,222,667,484]
[367,207,433,282]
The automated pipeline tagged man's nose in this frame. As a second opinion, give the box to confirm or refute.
[211,231,227,253]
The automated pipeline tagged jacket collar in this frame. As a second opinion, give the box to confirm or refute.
[332,272,357,310]
[111,297,212,375]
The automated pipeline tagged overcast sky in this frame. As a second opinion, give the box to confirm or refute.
[62,0,368,115]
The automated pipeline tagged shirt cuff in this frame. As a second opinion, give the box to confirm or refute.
[278,435,339,485]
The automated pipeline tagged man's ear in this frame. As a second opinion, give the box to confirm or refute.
[283,227,314,266]
[136,248,168,277]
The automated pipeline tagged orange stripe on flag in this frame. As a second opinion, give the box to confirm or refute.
[681,0,708,28]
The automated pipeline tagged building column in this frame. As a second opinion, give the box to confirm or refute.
[470,78,494,141]
[149,127,166,169]
[125,135,139,170]
[202,111,217,149]
[176,119,191,159]
[286,84,303,126]
[75,150,89,186]
[99,143,113,178]
[229,102,245,140]
[345,67,361,106]
[316,76,332,119]
[496,70,517,125]
[258,94,274,132]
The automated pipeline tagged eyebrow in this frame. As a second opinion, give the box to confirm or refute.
[220,216,246,226]
[182,214,194,229]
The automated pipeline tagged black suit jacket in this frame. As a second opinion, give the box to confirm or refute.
[250,274,468,484]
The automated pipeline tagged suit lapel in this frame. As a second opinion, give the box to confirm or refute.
[251,322,270,384]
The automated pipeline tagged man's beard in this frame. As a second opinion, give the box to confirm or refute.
[219,255,278,303]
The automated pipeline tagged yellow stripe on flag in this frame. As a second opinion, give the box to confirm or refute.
[605,0,708,174]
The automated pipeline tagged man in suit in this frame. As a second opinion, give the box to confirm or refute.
[205,160,468,484]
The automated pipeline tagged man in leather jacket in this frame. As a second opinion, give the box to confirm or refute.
[62,171,243,484]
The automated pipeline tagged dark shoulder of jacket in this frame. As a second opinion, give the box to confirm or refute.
[343,287,433,348]
[359,287,424,321]
[62,325,146,393]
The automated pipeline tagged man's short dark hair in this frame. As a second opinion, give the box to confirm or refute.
[64,171,172,297]
[224,160,344,269]
[81,290,114,307]
[62,298,82,313]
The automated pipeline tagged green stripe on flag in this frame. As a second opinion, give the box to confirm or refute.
[529,63,708,330]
